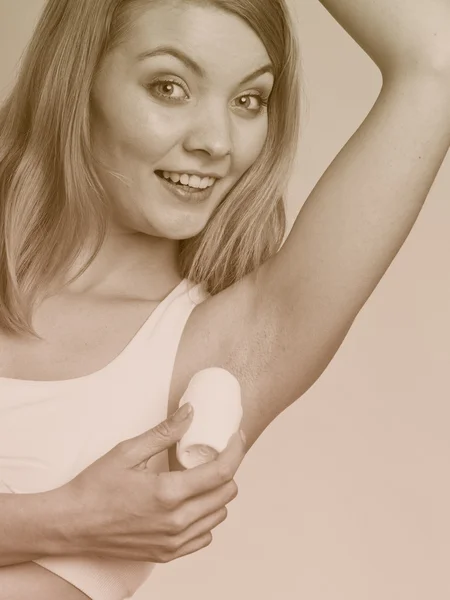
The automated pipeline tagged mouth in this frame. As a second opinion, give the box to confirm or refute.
[154,170,218,204]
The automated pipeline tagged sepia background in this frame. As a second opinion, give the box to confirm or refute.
[1,1,450,598]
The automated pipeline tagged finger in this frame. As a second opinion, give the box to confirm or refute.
[190,430,246,492]
[171,431,246,499]
[215,429,247,468]
[167,531,213,562]
[173,506,228,549]
[179,479,238,527]
[159,480,237,535]
[120,404,194,465]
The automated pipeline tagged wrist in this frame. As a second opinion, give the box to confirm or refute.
[33,486,86,558]
[22,487,85,558]
[0,488,83,566]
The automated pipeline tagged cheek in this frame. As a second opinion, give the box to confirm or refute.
[92,95,186,167]
[131,110,184,158]
[233,119,268,173]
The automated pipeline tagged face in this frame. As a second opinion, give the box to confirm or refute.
[90,0,274,240]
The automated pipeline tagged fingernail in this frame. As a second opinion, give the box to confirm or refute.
[240,429,247,444]
[173,403,193,422]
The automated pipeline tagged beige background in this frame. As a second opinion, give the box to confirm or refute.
[1,1,450,599]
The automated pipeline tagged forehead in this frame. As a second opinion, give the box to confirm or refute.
[117,1,272,80]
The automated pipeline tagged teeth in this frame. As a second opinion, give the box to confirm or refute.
[189,175,201,188]
[162,171,215,189]
[164,170,180,183]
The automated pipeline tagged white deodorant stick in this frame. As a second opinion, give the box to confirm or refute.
[176,367,243,469]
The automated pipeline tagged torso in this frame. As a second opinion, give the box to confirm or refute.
[0,562,90,600]
[0,292,163,381]
[0,281,194,599]
[0,273,261,599]
[0,274,258,413]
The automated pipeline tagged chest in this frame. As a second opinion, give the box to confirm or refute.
[0,296,160,381]
[0,295,175,491]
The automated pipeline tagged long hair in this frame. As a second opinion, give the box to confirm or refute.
[0,0,301,337]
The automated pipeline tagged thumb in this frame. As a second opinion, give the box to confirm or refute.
[120,403,193,466]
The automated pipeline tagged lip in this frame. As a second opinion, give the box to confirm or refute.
[158,169,223,179]
[155,172,217,205]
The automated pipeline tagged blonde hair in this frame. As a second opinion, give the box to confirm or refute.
[0,0,301,337]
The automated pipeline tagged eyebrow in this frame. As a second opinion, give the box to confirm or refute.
[137,45,273,85]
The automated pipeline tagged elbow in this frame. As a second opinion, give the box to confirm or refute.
[408,40,450,81]
[381,48,450,101]
[410,15,450,79]
[415,43,450,79]
[381,38,450,85]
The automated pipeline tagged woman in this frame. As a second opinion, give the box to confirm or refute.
[1,0,450,598]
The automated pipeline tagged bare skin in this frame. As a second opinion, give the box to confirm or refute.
[1,0,450,597]
[0,563,91,600]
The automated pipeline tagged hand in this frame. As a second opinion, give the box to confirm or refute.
[56,404,246,563]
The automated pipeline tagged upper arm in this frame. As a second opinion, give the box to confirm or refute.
[249,75,450,438]
[170,272,341,452]
[171,75,450,451]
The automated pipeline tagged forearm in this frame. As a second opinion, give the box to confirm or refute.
[0,489,73,567]
[317,0,450,74]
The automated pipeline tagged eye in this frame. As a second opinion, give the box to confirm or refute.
[232,93,269,115]
[148,79,189,102]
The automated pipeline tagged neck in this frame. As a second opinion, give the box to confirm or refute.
[59,231,181,299]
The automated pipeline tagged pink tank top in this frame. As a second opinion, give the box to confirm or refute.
[0,279,208,600]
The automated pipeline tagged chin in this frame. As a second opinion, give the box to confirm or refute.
[163,222,210,241]
[141,212,212,241]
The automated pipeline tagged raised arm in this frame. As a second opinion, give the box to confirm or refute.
[262,0,450,318]
[176,0,450,450]
[247,0,450,439]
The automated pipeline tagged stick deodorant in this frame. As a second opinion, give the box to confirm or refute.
[176,368,243,469]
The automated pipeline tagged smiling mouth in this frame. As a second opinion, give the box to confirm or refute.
[154,170,218,204]
[155,170,216,190]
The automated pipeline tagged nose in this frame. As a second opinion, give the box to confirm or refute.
[183,103,232,159]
